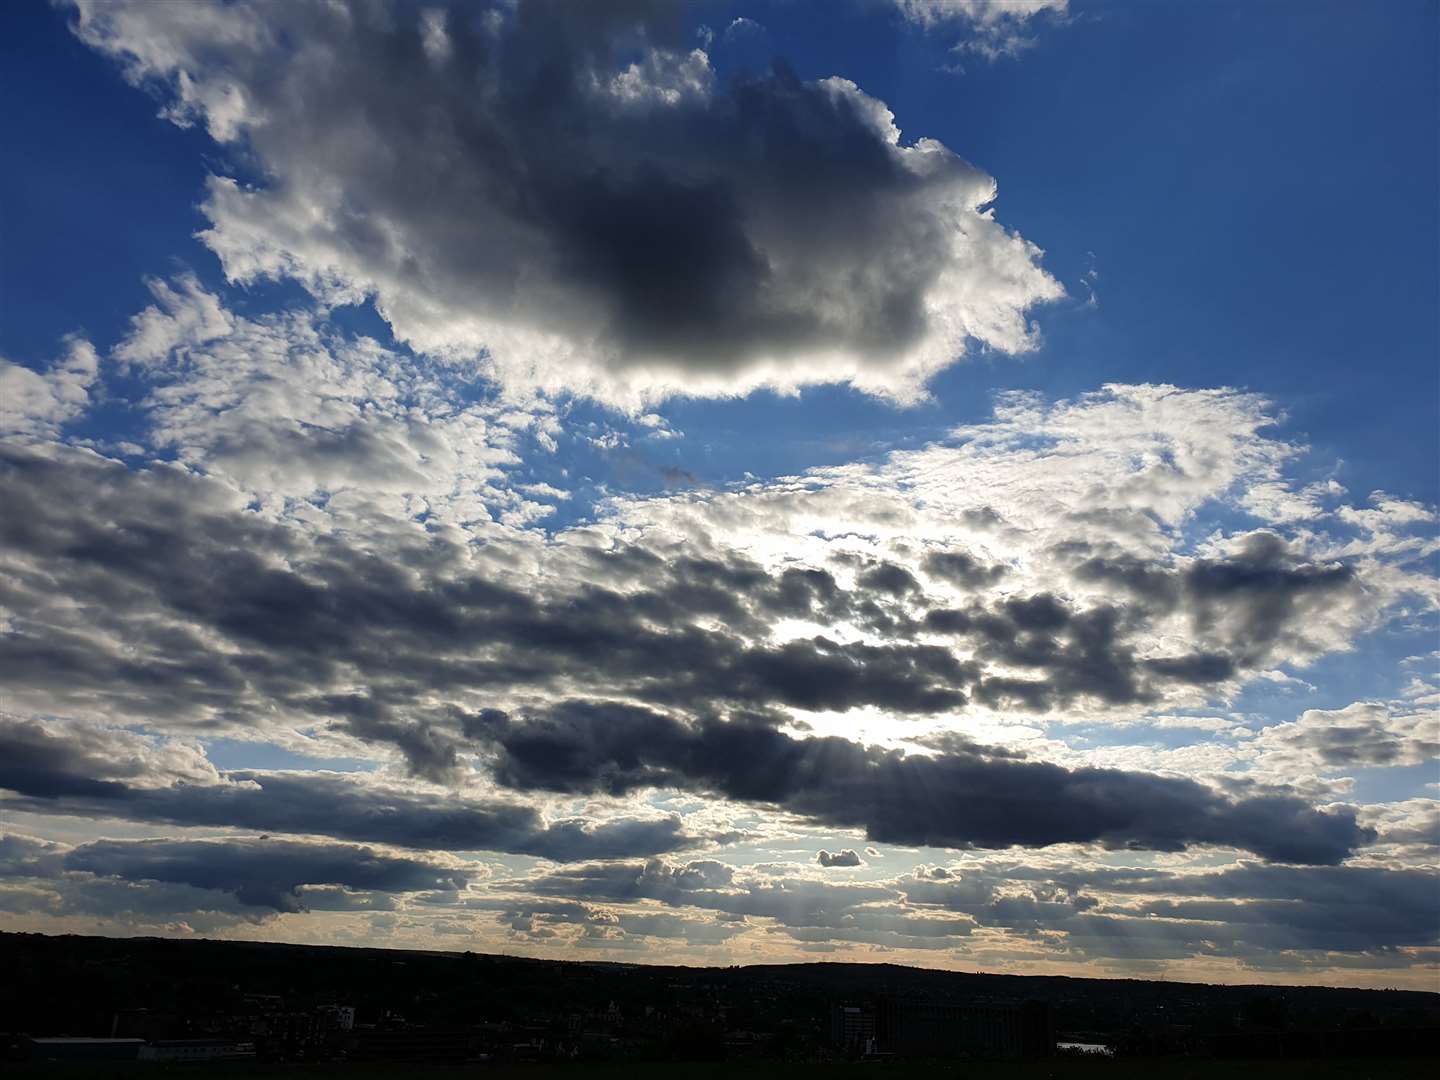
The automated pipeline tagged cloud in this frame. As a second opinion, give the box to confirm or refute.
[0,362,1430,972]
[474,701,1372,863]
[1101,862,1440,955]
[1,379,1425,870]
[0,832,472,923]
[921,549,1007,590]
[1254,701,1440,772]
[0,401,1401,776]
[0,720,702,861]
[4,0,1435,980]
[0,337,99,438]
[895,0,1070,62]
[1071,530,1365,671]
[69,0,1062,406]
[1362,798,1440,853]
[60,837,470,913]
[106,275,545,522]
[0,715,220,791]
[491,853,1436,964]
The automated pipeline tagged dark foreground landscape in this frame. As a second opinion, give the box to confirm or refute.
[2,932,1436,1074]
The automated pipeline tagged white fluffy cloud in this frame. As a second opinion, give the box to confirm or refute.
[69,0,1062,408]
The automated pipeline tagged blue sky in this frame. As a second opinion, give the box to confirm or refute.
[5,0,1436,504]
[0,0,1436,986]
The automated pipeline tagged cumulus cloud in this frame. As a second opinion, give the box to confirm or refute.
[1254,701,1440,772]
[0,715,220,792]
[1362,798,1440,854]
[68,0,1062,406]
[817,848,864,867]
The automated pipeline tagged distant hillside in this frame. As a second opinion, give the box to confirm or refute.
[3,929,1435,1055]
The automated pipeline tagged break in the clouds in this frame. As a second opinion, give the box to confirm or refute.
[2,0,1436,988]
[67,0,1062,406]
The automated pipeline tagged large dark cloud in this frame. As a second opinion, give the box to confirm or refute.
[69,0,1061,402]
[470,701,1372,864]
[0,833,472,920]
[0,720,698,861]
[61,837,469,913]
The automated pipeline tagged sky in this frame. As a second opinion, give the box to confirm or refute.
[0,0,1436,990]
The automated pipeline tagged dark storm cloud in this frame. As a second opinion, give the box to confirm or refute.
[472,701,1372,863]
[70,0,1060,399]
